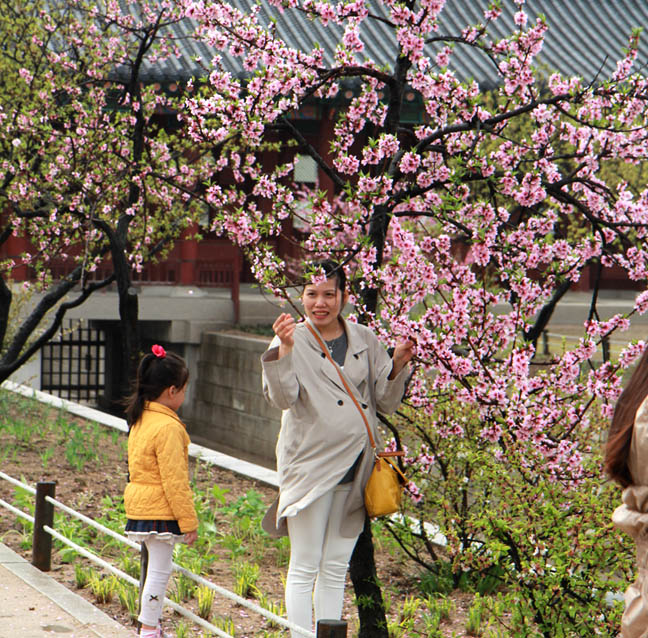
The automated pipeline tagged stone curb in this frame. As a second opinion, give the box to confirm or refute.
[0,542,133,638]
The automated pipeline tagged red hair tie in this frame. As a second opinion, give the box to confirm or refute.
[152,344,166,358]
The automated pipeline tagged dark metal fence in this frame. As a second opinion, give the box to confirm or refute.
[41,321,105,404]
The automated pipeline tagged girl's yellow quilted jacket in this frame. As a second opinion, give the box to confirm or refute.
[124,401,198,533]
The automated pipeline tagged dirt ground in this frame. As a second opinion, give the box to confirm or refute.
[0,399,471,637]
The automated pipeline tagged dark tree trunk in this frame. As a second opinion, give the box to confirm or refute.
[112,241,140,402]
[0,275,11,349]
[349,517,389,638]
[359,203,390,323]
[108,23,158,402]
[94,210,141,407]
[353,202,392,637]
[351,54,412,638]
[118,281,140,398]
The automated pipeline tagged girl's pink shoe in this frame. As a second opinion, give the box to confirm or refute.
[139,624,171,638]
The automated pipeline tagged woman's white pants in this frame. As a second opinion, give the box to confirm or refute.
[286,485,360,637]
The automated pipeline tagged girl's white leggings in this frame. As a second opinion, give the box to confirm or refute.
[286,485,360,637]
[138,537,175,627]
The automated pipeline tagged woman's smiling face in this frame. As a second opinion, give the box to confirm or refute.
[302,277,346,334]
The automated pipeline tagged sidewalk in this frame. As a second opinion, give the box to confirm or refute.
[0,543,132,638]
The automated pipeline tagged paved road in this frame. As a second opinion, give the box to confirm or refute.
[0,543,132,638]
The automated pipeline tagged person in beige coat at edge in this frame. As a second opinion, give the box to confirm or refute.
[606,346,648,636]
[261,259,414,637]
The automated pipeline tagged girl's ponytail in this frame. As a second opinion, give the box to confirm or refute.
[124,392,148,430]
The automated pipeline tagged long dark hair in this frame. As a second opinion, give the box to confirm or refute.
[605,346,648,487]
[124,347,189,428]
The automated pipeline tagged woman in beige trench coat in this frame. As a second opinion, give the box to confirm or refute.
[606,347,648,637]
[261,260,414,637]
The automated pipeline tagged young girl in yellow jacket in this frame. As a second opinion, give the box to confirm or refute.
[123,345,198,638]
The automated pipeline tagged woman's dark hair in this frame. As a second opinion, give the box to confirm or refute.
[124,349,189,427]
[305,259,347,292]
[605,347,648,487]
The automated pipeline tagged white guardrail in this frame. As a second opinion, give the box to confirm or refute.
[0,380,447,635]
[0,469,314,638]
[1,380,448,549]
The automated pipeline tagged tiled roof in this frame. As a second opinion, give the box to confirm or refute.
[141,1,648,87]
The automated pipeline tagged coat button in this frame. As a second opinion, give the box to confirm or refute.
[362,403,368,409]
[321,352,326,358]
[354,354,359,359]
[337,399,344,406]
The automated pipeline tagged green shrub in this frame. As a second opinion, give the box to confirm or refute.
[388,401,634,637]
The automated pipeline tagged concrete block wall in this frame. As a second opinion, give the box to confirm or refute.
[189,331,280,469]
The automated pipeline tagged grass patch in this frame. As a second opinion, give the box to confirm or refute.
[0,387,484,636]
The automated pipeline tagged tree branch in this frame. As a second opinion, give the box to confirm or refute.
[523,278,574,348]
[414,92,572,155]
[279,116,345,189]
[0,272,115,380]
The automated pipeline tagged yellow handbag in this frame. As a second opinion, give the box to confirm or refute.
[364,453,408,518]
[305,322,407,518]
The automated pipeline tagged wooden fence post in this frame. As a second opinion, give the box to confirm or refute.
[32,481,56,571]
[316,619,347,638]
[136,542,150,634]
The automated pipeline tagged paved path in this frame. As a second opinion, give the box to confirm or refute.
[0,543,132,638]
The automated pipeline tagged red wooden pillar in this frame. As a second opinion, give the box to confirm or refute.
[232,247,241,324]
[317,107,338,199]
[570,264,590,292]
[3,233,32,282]
[179,224,199,285]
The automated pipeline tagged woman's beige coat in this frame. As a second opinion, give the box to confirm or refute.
[613,395,648,637]
[261,318,409,538]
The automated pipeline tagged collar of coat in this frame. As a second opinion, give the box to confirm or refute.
[143,401,186,428]
[300,316,368,353]
[299,317,370,397]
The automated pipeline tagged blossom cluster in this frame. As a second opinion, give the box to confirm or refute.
[1,0,215,286]
[182,0,648,487]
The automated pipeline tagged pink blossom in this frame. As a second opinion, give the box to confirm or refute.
[399,152,420,173]
[514,11,527,27]
[178,0,648,495]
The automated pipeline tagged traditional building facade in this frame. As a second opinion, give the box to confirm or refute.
[4,1,648,296]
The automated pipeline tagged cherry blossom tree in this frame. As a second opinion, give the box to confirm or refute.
[184,0,648,634]
[0,0,211,392]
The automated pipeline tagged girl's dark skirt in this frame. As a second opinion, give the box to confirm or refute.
[125,519,185,545]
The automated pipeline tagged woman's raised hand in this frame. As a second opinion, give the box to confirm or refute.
[273,313,296,359]
[389,339,415,379]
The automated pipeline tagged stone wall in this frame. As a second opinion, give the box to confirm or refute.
[189,331,280,469]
